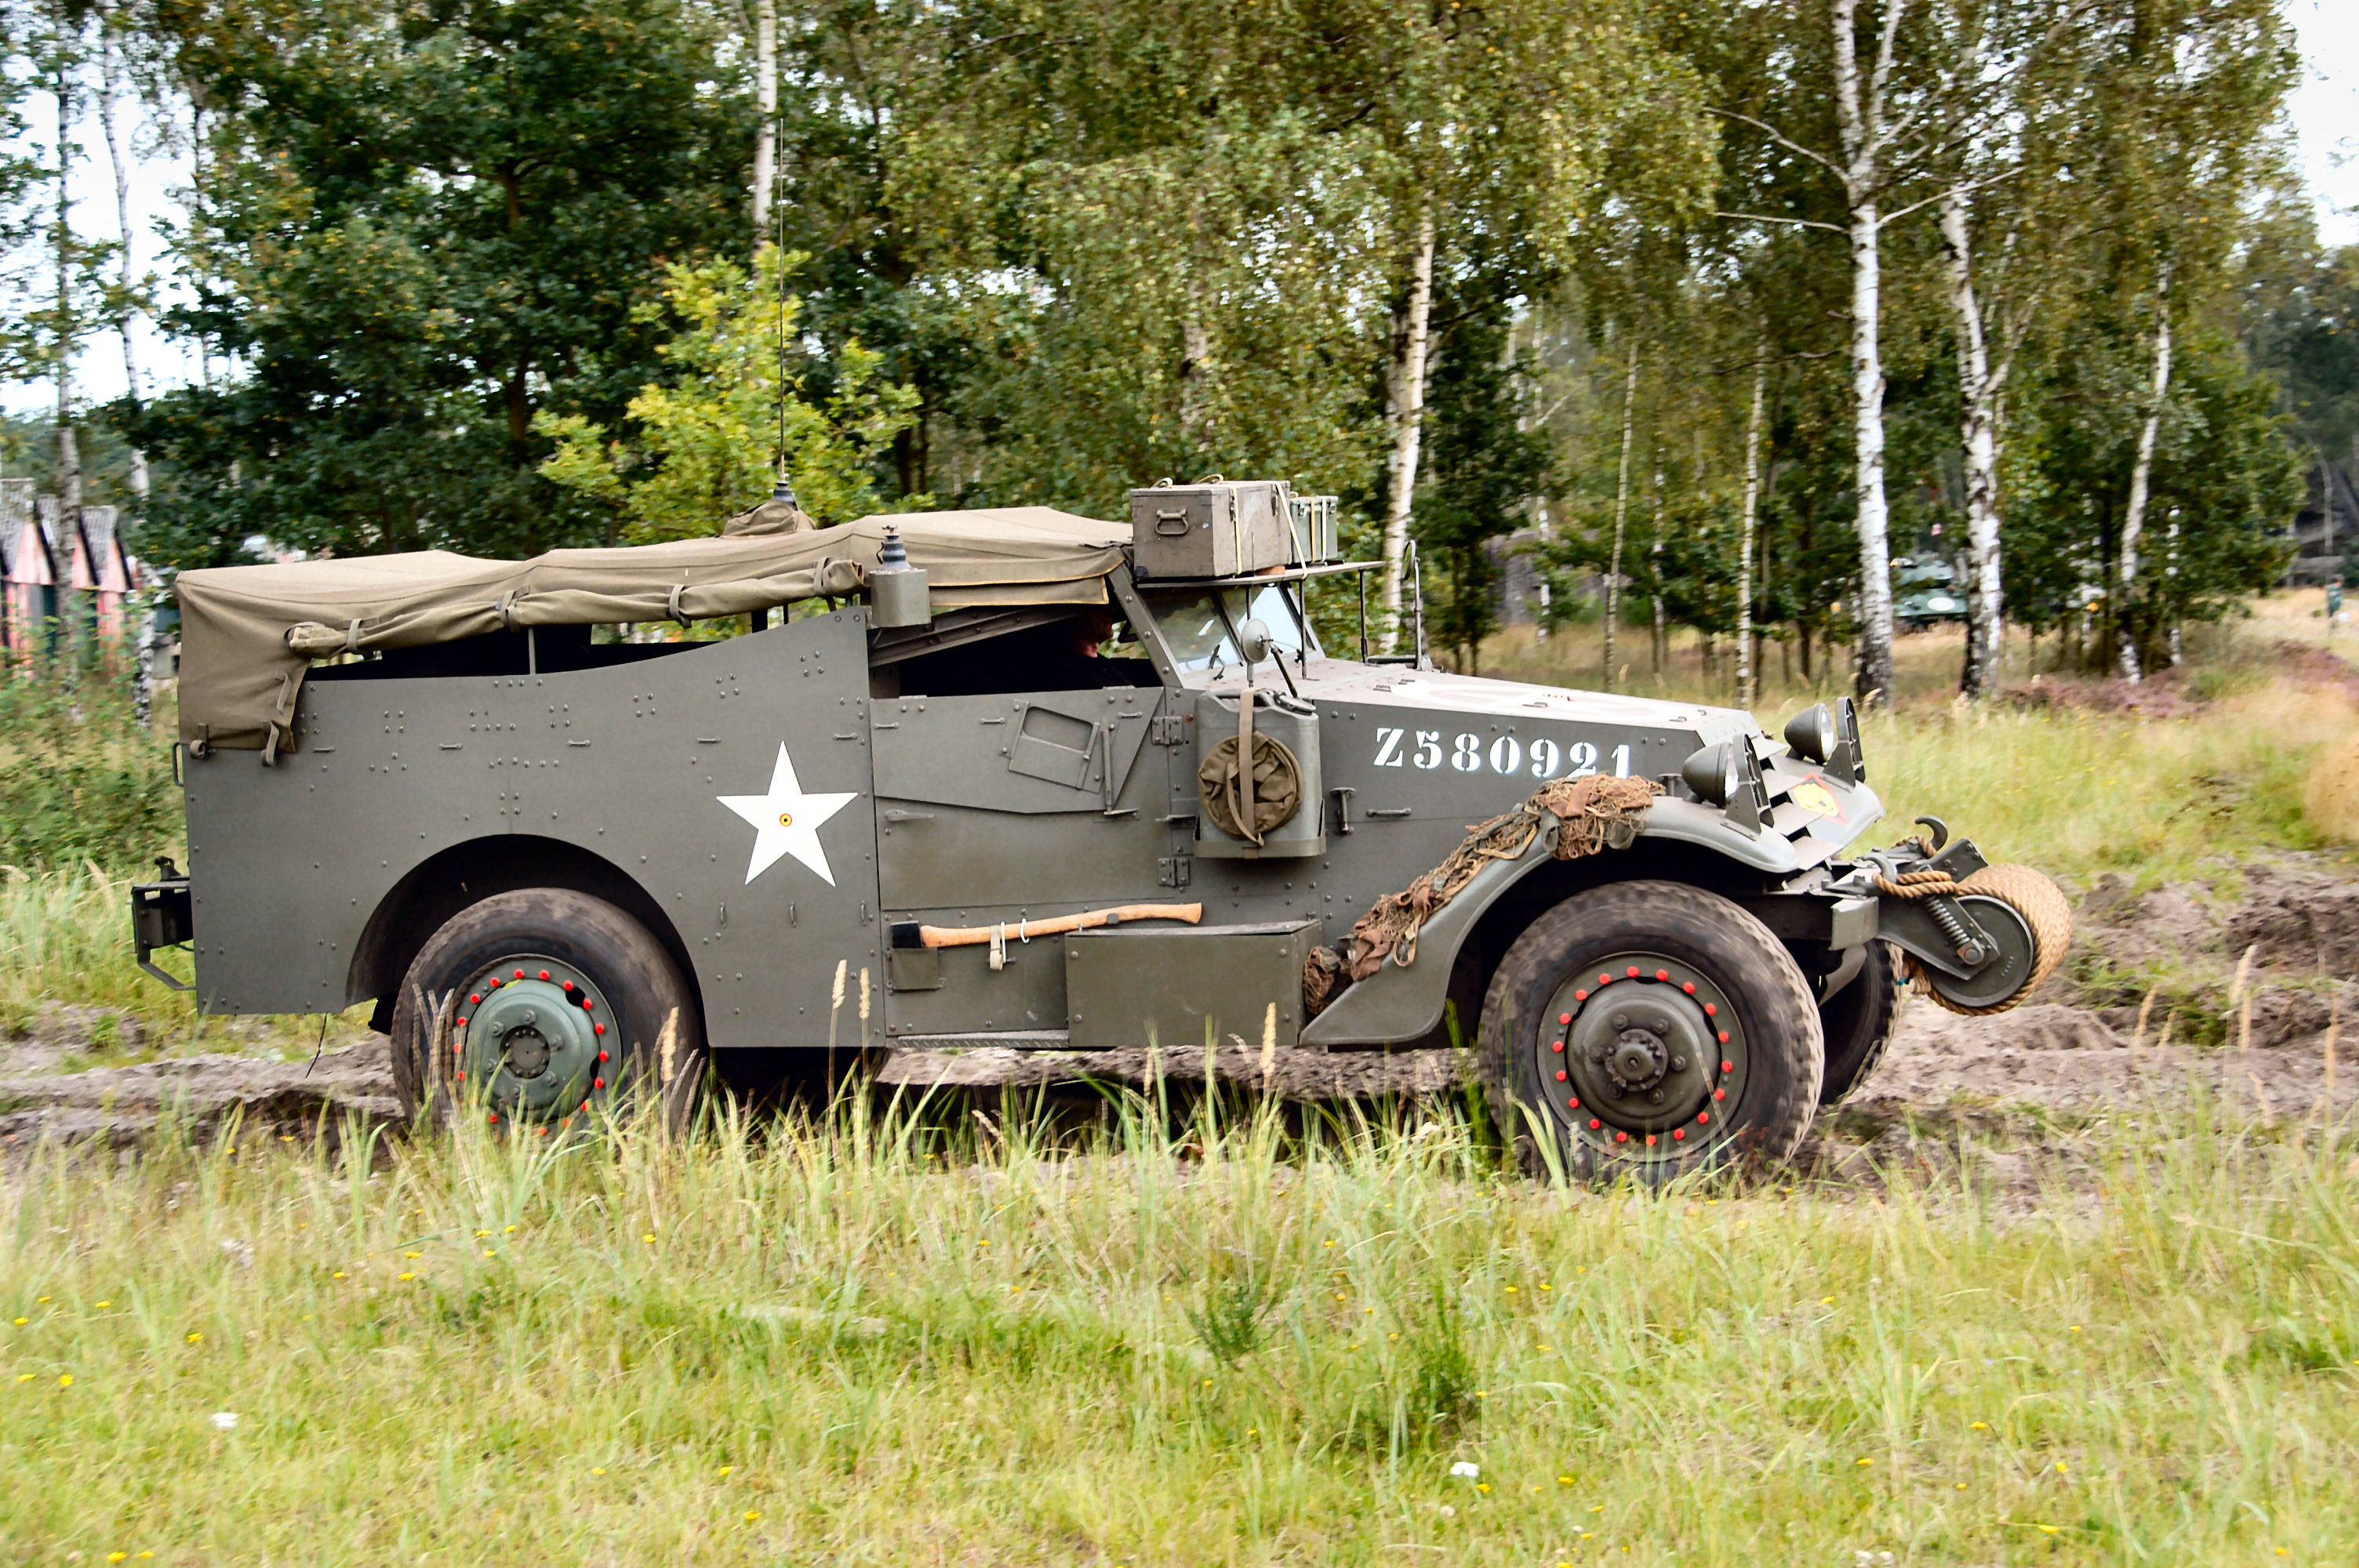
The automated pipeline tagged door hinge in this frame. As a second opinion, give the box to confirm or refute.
[1150,713,1188,746]
[1158,854,1193,890]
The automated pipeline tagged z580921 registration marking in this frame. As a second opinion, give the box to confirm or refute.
[1372,728,1627,779]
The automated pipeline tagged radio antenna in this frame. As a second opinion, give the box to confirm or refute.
[771,139,794,508]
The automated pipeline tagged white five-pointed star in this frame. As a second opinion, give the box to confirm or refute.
[717,743,860,886]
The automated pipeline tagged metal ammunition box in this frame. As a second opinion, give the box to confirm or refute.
[1130,481,1297,579]
[1064,917,1318,1049]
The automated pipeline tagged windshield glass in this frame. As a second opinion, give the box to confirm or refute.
[1143,585,1314,673]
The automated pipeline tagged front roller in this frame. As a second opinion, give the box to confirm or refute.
[1857,825,2071,1018]
[1478,881,1823,1187]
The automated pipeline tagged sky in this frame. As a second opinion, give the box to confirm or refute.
[2289,0,2359,249]
[15,2,2359,416]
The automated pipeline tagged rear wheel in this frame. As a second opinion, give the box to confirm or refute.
[391,889,704,1135]
[1817,941,1899,1107]
[1478,880,1823,1185]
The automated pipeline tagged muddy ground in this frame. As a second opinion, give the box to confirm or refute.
[5,852,2352,1173]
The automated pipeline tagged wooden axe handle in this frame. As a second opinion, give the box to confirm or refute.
[918,902,1204,949]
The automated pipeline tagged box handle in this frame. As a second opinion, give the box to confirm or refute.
[1154,507,1190,538]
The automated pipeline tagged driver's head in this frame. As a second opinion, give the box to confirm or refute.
[1070,607,1117,657]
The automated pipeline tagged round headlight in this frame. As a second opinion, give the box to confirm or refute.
[1782,702,1837,765]
[1681,742,1743,807]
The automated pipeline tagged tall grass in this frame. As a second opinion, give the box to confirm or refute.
[4,1093,2357,1563]
[0,651,180,873]
[1859,677,2356,882]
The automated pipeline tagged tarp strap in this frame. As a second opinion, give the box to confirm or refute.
[260,668,300,768]
[667,585,689,626]
[343,619,363,655]
[497,590,522,630]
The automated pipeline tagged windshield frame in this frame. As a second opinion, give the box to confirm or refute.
[1135,580,1317,682]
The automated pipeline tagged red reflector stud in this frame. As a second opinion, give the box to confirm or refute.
[1673,1129,1685,1140]
[538,970,551,981]
[562,980,574,993]
[594,1078,605,1090]
[469,993,482,1004]
[456,1017,468,1029]
[1560,1011,1572,1025]
[1645,1134,1656,1145]
[1574,989,1588,1003]
[1627,967,1640,978]
[581,997,594,1010]
[1655,969,1668,981]
[1682,982,1696,995]
[1714,1089,1726,1101]
[1718,1032,1730,1044]
[1615,1131,1628,1143]
[1703,1002,1717,1016]
[1697,1112,1710,1123]
[1589,1119,1601,1130]
[1552,1040,1565,1053]
[1569,1098,1580,1109]
[594,1024,605,1036]
[598,1051,609,1062]
[1721,1060,1733,1072]
[1598,973,1612,985]
[1555,1071,1568,1083]
[488,1112,497,1123]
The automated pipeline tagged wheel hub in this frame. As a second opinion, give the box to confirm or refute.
[450,956,614,1127]
[1539,955,1749,1163]
[502,1023,551,1079]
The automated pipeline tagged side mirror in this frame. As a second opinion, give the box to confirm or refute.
[1235,617,1274,668]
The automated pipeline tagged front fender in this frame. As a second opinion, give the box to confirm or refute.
[1300,802,1805,1047]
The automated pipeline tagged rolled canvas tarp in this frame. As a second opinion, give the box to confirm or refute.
[176,507,1129,752]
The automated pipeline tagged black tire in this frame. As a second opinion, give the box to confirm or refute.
[1477,880,1823,1186]
[390,889,705,1135]
[1817,941,1899,1107]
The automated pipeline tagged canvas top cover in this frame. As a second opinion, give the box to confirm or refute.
[174,507,1129,751]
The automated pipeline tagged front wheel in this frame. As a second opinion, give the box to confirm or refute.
[390,889,705,1135]
[1478,881,1823,1185]
[1817,940,1899,1107]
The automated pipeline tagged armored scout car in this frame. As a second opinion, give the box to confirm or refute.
[133,480,2067,1178]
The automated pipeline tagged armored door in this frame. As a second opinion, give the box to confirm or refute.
[870,683,1173,1040]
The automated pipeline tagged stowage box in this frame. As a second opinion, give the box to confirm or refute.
[1064,918,1320,1050]
[1129,481,1298,579]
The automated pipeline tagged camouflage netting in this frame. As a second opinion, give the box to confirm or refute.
[1303,774,1663,1019]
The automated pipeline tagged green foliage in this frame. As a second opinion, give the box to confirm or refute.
[0,653,178,874]
[2006,325,2300,654]
[115,0,756,568]
[537,248,921,538]
[1416,283,1552,670]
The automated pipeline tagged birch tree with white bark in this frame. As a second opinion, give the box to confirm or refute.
[1921,0,2097,699]
[1713,0,1936,708]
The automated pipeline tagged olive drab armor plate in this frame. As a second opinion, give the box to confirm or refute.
[181,613,882,1047]
[871,684,1172,1039]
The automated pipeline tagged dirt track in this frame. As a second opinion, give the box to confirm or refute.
[5,853,2350,1161]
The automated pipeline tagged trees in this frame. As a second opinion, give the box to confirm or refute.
[537,249,917,539]
[118,0,754,568]
[2077,0,2294,677]
[0,0,2308,681]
